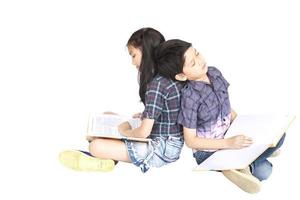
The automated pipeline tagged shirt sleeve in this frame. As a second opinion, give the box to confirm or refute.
[142,80,165,120]
[177,92,199,129]
[212,66,230,88]
[219,71,230,88]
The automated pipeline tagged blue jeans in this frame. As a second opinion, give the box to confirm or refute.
[194,133,286,181]
[193,150,215,165]
[250,133,286,181]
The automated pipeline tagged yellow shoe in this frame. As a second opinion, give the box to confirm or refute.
[270,149,281,157]
[222,168,261,194]
[59,150,115,172]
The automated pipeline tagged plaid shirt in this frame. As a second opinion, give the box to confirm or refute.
[142,75,183,139]
[178,67,231,142]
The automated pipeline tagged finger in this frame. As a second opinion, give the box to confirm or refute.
[245,136,252,140]
[244,138,253,143]
[236,134,245,138]
[242,142,252,147]
[244,141,253,144]
[103,111,118,115]
[239,135,252,139]
[243,140,253,145]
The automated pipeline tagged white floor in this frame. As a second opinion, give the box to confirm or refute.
[1,1,300,199]
[2,117,298,200]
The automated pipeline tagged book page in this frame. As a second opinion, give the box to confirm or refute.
[94,114,128,127]
[92,115,126,136]
[89,114,129,137]
[224,114,295,146]
[194,114,295,171]
[86,113,149,142]
[194,144,269,170]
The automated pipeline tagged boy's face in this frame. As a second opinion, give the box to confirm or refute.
[179,47,207,81]
[127,45,142,70]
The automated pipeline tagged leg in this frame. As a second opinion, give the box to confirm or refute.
[251,159,273,181]
[254,133,286,162]
[89,138,131,163]
[193,150,215,165]
[250,133,286,180]
[222,169,261,194]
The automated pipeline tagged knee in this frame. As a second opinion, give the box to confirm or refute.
[89,138,105,157]
[255,169,272,181]
[252,161,273,181]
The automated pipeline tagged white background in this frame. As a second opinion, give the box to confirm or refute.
[1,0,299,199]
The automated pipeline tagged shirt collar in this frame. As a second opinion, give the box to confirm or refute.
[188,67,221,92]
[187,67,220,92]
[207,66,221,79]
[188,80,207,92]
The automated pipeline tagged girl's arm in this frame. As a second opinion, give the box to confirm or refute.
[118,118,154,139]
[184,127,253,150]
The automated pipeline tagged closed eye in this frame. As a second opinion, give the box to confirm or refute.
[191,61,195,67]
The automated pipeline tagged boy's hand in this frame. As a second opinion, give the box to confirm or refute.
[225,135,253,149]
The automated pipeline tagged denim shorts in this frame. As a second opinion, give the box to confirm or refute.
[123,136,184,173]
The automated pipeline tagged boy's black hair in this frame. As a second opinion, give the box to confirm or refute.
[155,39,192,81]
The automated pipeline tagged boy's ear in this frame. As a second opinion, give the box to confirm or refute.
[175,73,187,81]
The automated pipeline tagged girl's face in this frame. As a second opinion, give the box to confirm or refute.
[127,45,142,70]
[182,47,207,81]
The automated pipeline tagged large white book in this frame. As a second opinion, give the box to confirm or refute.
[194,114,296,171]
[86,113,150,142]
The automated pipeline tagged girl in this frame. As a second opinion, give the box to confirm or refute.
[154,39,285,193]
[59,28,184,173]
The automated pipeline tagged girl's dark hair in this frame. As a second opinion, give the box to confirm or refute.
[155,39,192,81]
[127,28,165,104]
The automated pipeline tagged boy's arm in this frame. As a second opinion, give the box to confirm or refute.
[118,119,154,139]
[184,127,228,150]
[184,127,253,150]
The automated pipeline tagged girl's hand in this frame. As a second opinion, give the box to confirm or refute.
[225,135,253,149]
[86,136,97,142]
[132,112,142,118]
[118,121,132,135]
[103,111,118,115]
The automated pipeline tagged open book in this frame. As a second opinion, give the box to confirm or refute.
[86,113,150,142]
[194,114,296,171]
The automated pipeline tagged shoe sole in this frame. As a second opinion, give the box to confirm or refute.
[59,150,115,172]
[222,169,261,194]
[270,149,281,158]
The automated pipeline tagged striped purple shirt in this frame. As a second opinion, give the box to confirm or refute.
[178,67,231,147]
